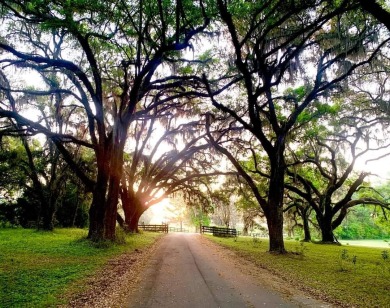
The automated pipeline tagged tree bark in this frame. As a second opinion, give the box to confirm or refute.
[103,123,127,240]
[242,214,252,236]
[87,120,129,241]
[317,214,336,243]
[121,189,145,233]
[300,207,312,242]
[88,166,108,241]
[302,217,311,242]
[125,204,144,233]
[41,194,56,231]
[117,212,125,228]
[265,204,286,253]
[264,142,287,253]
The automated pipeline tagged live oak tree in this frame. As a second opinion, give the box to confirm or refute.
[284,194,314,241]
[235,181,265,236]
[285,104,390,242]
[284,35,390,242]
[1,0,390,250]
[0,134,82,229]
[0,69,77,230]
[118,103,226,232]
[0,0,210,240]
[209,179,239,228]
[203,0,389,252]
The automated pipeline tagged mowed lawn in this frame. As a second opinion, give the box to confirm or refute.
[207,236,390,308]
[0,228,160,307]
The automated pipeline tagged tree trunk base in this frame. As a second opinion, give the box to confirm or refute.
[268,249,287,255]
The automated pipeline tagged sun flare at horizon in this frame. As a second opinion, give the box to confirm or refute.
[144,198,172,224]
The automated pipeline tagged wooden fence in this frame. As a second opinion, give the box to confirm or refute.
[138,224,168,233]
[201,225,237,237]
[169,227,189,233]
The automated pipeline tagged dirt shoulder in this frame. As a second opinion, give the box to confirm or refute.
[63,236,164,308]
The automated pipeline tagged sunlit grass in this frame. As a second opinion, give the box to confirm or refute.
[0,228,160,307]
[206,235,390,307]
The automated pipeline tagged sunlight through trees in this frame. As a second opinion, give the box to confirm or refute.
[0,0,390,252]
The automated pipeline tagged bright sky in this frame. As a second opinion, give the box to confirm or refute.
[348,130,390,185]
[356,154,390,184]
[142,198,172,224]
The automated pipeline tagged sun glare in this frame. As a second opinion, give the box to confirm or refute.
[148,199,171,224]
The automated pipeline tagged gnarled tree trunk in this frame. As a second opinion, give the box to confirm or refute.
[316,214,336,243]
[87,121,129,241]
[121,188,145,233]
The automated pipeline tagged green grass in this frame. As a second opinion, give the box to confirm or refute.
[206,236,390,307]
[0,228,161,307]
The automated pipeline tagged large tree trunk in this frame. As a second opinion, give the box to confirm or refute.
[301,207,312,242]
[88,122,128,241]
[41,196,56,231]
[242,214,252,236]
[128,208,144,232]
[317,214,336,243]
[41,208,55,231]
[265,145,286,253]
[88,181,108,241]
[123,201,144,233]
[104,125,127,239]
[121,189,145,233]
[320,225,335,243]
[265,204,285,253]
[88,146,109,241]
[302,216,311,242]
[117,212,125,228]
[41,173,61,231]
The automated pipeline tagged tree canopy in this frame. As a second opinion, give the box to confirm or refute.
[0,0,390,252]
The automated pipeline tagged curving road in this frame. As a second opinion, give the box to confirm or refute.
[127,233,330,308]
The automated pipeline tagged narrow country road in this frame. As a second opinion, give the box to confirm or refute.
[127,233,331,308]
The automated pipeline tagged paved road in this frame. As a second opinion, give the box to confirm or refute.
[128,233,329,308]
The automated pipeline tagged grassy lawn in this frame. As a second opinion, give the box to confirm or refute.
[206,235,390,307]
[0,228,161,307]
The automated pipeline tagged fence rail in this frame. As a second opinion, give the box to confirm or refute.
[138,224,168,233]
[169,227,189,233]
[201,225,237,237]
